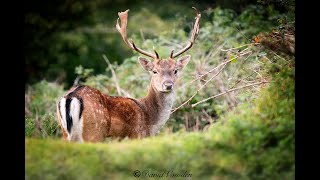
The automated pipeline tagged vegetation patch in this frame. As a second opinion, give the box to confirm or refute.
[26,65,294,179]
[25,1,295,179]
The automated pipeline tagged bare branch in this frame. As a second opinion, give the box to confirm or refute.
[103,54,122,96]
[249,68,263,80]
[73,76,81,86]
[139,29,145,42]
[171,63,227,113]
[102,54,132,98]
[179,50,252,90]
[171,43,254,113]
[203,41,227,64]
[191,81,269,107]
[220,43,259,52]
[229,72,255,89]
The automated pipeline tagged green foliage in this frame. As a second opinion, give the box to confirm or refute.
[25,2,295,179]
[73,5,290,133]
[75,65,94,80]
[25,0,287,86]
[25,0,209,86]
[219,65,295,179]
[26,66,294,179]
[25,1,294,135]
[25,80,66,138]
[25,117,35,137]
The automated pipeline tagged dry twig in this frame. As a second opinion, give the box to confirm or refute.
[191,81,269,107]
[180,50,251,90]
[102,54,132,97]
[171,63,227,113]
[172,49,252,113]
[220,42,259,52]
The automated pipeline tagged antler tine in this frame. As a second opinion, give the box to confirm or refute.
[170,49,174,58]
[154,49,159,59]
[116,9,157,59]
[171,7,201,58]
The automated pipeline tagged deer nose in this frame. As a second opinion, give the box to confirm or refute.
[163,80,174,90]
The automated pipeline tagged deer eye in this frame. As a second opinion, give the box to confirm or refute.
[174,69,178,74]
[153,70,158,74]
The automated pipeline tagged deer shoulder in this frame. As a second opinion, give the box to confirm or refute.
[56,7,201,143]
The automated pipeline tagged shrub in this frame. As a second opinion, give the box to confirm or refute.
[25,80,65,138]
[25,64,294,179]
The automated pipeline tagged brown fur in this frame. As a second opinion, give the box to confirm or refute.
[56,8,200,142]
[56,57,192,142]
[57,84,171,142]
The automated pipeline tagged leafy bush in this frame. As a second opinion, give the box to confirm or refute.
[77,5,290,133]
[25,2,295,179]
[25,0,213,86]
[25,4,294,137]
[25,80,66,138]
[26,65,294,179]
[220,65,295,179]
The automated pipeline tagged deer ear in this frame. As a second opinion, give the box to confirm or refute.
[176,55,191,70]
[138,57,154,71]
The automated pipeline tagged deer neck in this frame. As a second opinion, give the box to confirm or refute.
[140,83,175,135]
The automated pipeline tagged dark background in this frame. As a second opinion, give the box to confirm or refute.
[25,0,293,87]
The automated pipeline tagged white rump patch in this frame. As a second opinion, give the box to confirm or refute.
[70,97,80,122]
[59,98,68,133]
[69,97,84,142]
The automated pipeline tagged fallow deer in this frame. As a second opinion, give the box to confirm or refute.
[56,7,201,142]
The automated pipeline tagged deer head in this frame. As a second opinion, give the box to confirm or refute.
[116,7,201,93]
[56,8,201,143]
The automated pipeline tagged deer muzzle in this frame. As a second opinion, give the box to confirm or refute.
[163,80,174,91]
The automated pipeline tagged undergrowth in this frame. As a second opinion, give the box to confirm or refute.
[26,64,294,179]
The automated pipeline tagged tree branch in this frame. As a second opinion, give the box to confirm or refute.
[220,43,259,52]
[171,63,227,113]
[191,81,269,107]
[196,50,251,84]
[102,54,132,98]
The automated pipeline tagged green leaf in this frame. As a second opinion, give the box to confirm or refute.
[230,54,238,63]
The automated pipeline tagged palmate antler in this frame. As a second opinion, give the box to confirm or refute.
[170,7,201,58]
[116,7,201,59]
[116,9,159,59]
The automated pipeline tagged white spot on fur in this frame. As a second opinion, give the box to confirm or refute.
[93,111,96,119]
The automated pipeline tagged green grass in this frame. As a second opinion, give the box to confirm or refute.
[25,65,294,179]
[25,3,295,179]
